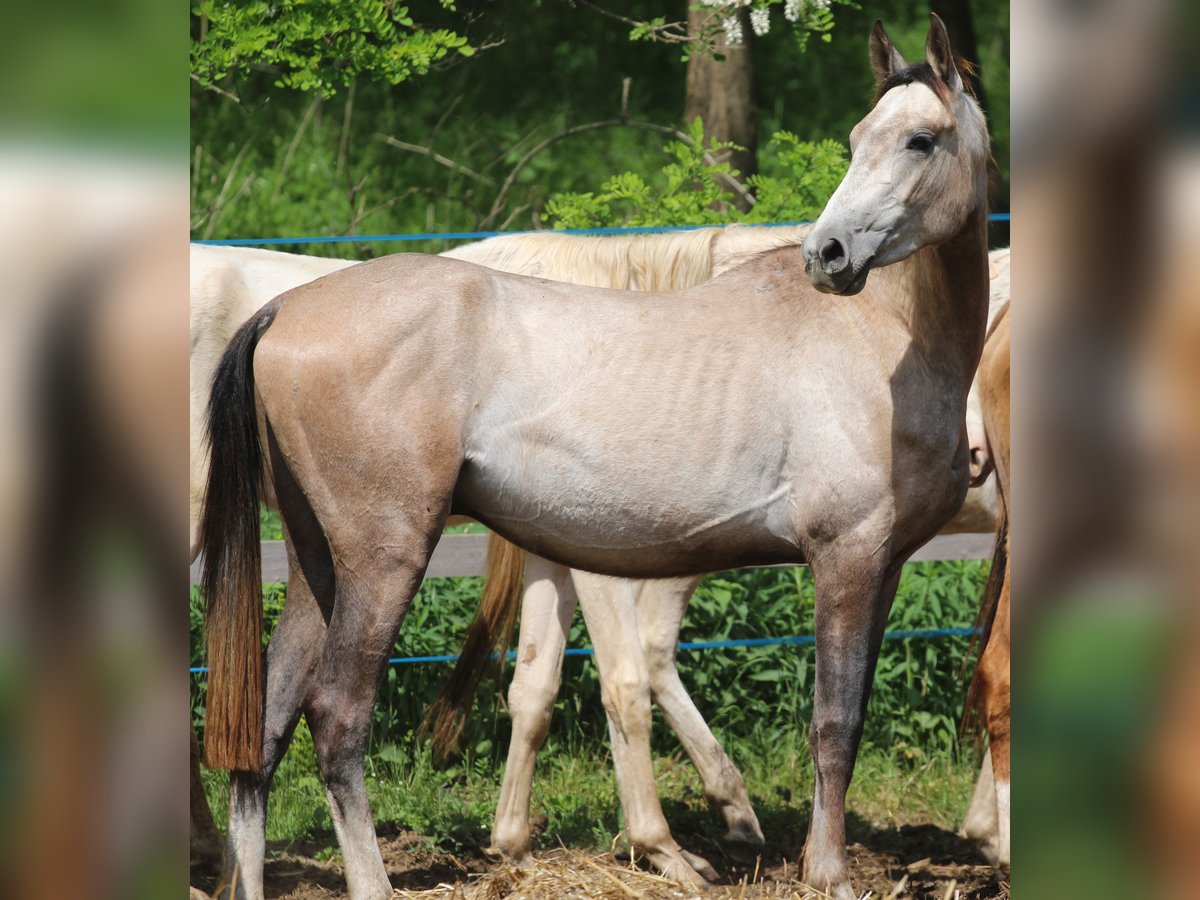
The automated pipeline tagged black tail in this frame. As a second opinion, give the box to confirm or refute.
[961,505,1008,742]
[199,302,279,772]
[419,535,526,759]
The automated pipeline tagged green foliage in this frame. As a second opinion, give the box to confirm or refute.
[742,132,849,223]
[784,0,842,51]
[543,119,744,228]
[191,0,473,97]
[545,121,848,228]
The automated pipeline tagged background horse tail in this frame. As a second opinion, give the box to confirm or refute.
[961,504,1008,740]
[199,301,280,772]
[421,534,526,757]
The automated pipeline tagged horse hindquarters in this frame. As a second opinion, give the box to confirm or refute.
[250,319,463,900]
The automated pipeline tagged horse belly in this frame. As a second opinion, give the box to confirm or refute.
[456,425,799,577]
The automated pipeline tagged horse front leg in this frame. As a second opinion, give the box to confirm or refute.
[634,576,765,847]
[801,554,900,900]
[489,555,577,860]
[572,572,716,888]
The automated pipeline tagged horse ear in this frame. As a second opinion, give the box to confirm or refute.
[925,12,963,95]
[869,20,906,84]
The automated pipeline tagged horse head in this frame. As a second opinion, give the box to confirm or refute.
[803,13,990,296]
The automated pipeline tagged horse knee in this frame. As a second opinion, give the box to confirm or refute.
[809,714,859,776]
[307,698,367,782]
[599,666,651,730]
[507,676,557,735]
[642,645,678,694]
[978,656,1010,744]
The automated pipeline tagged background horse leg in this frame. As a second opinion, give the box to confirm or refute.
[190,726,222,863]
[960,748,1000,862]
[572,572,716,888]
[489,555,577,860]
[633,576,765,847]
[979,565,1011,868]
[801,555,899,900]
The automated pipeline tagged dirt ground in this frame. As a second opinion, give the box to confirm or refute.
[190,816,1009,900]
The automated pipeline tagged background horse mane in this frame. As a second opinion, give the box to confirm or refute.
[442,223,814,291]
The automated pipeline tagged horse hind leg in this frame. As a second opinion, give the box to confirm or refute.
[573,572,715,888]
[634,576,765,848]
[490,555,577,861]
[960,748,1001,864]
[303,516,446,900]
[219,438,335,900]
[979,562,1011,870]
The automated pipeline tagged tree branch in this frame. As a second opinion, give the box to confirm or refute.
[569,0,691,44]
[189,72,240,104]
[482,116,754,228]
[483,119,681,229]
[375,134,492,184]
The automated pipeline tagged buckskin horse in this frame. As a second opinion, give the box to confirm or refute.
[199,15,990,898]
[190,239,1009,860]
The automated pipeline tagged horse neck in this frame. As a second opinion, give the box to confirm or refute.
[891,204,990,392]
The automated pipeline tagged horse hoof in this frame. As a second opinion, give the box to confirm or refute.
[680,849,719,884]
[722,822,766,849]
[800,883,856,900]
[484,843,532,866]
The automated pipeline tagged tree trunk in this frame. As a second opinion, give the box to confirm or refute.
[684,6,757,211]
[929,0,988,114]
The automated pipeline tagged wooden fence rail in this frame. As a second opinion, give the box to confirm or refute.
[189,532,994,586]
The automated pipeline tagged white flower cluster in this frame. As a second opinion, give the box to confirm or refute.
[749,6,770,36]
[702,0,752,7]
[811,0,831,9]
[784,0,803,22]
[722,14,744,45]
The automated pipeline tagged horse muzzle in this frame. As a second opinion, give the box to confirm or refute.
[802,234,870,295]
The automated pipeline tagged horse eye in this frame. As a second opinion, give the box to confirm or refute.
[906,133,934,153]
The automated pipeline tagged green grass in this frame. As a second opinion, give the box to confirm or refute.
[201,722,979,855]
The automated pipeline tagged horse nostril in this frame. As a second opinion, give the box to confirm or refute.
[820,238,845,270]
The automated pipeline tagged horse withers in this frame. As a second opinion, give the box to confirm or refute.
[200,14,991,899]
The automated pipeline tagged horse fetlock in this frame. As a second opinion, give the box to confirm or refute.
[969,831,1002,868]
[800,862,854,900]
[216,854,265,900]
